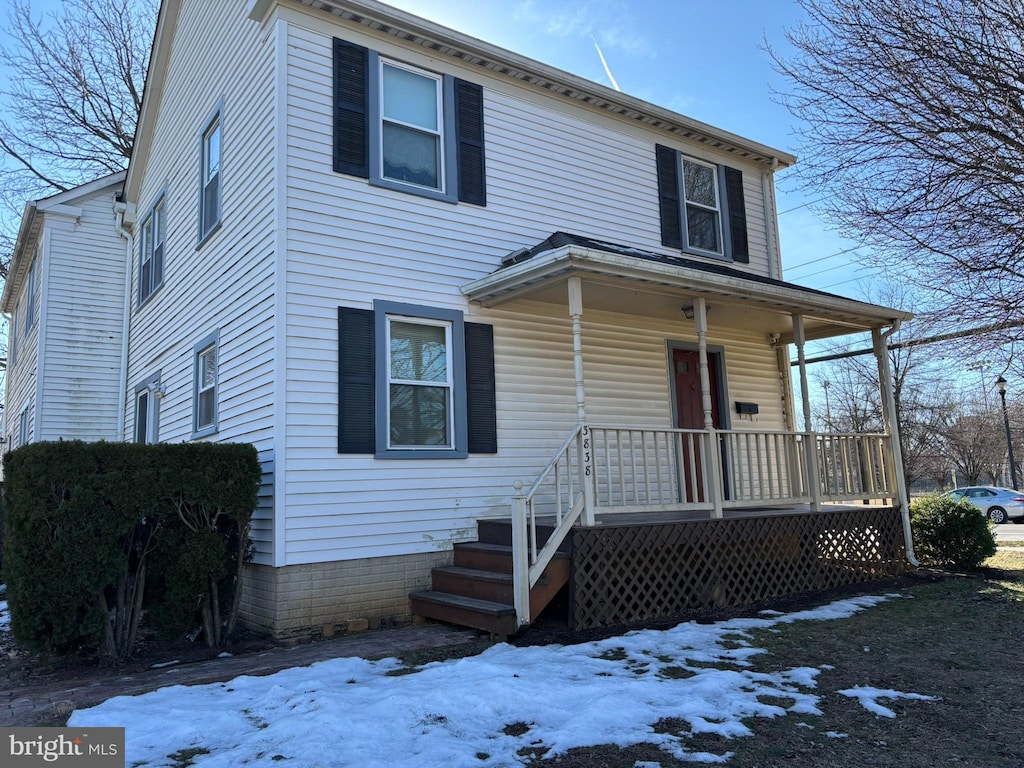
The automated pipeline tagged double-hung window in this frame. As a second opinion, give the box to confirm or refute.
[9,305,17,368]
[655,144,749,263]
[332,39,487,206]
[381,61,444,191]
[681,158,723,256]
[387,316,453,448]
[25,256,37,332]
[199,110,222,242]
[193,330,219,437]
[140,198,165,304]
[337,301,497,458]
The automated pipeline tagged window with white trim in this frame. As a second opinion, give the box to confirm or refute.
[140,198,165,304]
[681,157,723,256]
[25,255,38,331]
[380,59,444,192]
[199,111,221,241]
[9,307,17,368]
[134,373,161,444]
[386,316,453,449]
[193,331,219,437]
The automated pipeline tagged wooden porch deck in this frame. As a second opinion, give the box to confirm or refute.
[412,504,907,635]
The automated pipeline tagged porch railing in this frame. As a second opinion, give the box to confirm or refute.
[510,423,896,626]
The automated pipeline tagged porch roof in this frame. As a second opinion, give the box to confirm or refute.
[461,232,913,343]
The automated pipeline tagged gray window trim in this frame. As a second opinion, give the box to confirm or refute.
[373,300,467,459]
[138,191,167,307]
[197,102,223,248]
[133,370,162,444]
[368,52,458,204]
[677,156,733,262]
[191,329,220,439]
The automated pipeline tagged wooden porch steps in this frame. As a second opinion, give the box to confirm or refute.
[409,520,571,638]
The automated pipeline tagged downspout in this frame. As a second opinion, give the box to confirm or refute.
[762,157,781,281]
[877,320,920,566]
[114,200,133,442]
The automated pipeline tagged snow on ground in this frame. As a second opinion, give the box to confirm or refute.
[69,594,938,767]
[837,686,941,718]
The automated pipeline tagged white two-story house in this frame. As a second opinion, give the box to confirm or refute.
[3,0,915,639]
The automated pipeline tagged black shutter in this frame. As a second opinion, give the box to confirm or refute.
[338,307,375,453]
[724,166,749,263]
[655,144,682,249]
[464,322,497,453]
[333,39,369,178]
[454,79,486,206]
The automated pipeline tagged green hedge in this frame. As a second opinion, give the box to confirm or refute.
[910,493,997,570]
[2,441,260,662]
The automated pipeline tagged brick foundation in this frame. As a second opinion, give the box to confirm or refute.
[239,550,451,639]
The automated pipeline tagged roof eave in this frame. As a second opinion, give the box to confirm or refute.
[462,245,911,330]
[287,0,795,168]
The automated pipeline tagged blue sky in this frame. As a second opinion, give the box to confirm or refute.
[384,0,878,300]
[0,0,878,300]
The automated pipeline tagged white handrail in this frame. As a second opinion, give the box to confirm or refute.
[509,424,897,626]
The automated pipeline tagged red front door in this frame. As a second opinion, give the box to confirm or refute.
[673,349,723,502]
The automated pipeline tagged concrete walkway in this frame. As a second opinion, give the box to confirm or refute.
[1,624,480,727]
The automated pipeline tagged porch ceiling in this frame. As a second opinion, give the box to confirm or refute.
[462,234,913,343]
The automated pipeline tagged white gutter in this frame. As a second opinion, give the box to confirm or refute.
[114,200,133,442]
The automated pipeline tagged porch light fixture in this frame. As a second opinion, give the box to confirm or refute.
[996,375,1019,490]
[682,304,695,319]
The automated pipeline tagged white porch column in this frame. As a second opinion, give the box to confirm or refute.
[792,314,822,511]
[568,276,596,525]
[872,326,918,565]
[694,297,723,518]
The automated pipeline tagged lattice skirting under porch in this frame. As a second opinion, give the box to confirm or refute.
[570,507,906,630]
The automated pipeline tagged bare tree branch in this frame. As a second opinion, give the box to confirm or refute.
[0,0,155,278]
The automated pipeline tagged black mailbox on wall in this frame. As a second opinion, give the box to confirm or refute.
[735,402,759,415]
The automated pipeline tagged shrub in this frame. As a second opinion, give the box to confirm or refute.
[2,440,260,662]
[911,493,997,570]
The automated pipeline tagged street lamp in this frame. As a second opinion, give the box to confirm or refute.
[995,376,1019,490]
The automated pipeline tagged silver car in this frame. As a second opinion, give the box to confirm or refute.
[946,486,1024,524]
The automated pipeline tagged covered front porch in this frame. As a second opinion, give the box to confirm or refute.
[423,233,914,633]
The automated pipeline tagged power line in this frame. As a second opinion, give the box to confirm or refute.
[777,197,824,215]
[783,244,862,273]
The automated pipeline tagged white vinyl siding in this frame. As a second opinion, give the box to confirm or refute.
[125,0,276,563]
[280,17,782,566]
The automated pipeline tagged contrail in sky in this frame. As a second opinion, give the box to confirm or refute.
[592,36,621,91]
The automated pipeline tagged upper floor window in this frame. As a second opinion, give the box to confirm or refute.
[655,144,749,264]
[9,303,18,368]
[25,256,38,332]
[380,60,444,191]
[193,330,219,438]
[332,39,486,206]
[199,110,222,242]
[681,158,723,256]
[140,198,165,304]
